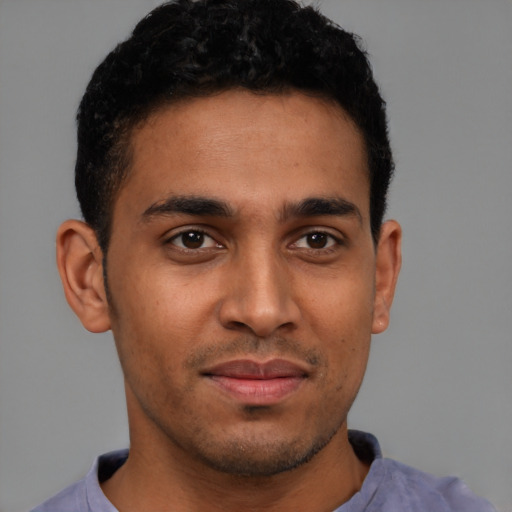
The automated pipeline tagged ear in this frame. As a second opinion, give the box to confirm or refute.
[372,220,402,334]
[56,220,111,333]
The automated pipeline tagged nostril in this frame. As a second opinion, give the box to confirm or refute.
[223,319,255,333]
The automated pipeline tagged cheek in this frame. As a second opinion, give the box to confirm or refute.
[113,262,212,331]
[108,263,226,390]
[299,270,375,342]
[109,273,179,367]
[298,273,374,384]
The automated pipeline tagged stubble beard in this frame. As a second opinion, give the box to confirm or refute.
[174,336,343,477]
[188,414,345,477]
[118,326,356,480]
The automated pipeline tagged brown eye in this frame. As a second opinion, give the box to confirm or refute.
[170,230,219,250]
[293,231,340,250]
[181,231,204,249]
[306,233,329,249]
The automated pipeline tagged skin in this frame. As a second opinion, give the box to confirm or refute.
[57,90,401,511]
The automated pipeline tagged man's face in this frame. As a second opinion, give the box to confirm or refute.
[105,90,387,476]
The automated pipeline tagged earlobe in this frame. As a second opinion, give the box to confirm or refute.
[372,220,402,334]
[56,220,111,333]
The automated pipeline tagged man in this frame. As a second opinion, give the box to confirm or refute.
[32,1,496,511]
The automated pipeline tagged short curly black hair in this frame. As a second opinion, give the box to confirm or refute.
[76,0,393,250]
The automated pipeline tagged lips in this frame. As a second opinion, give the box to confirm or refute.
[202,359,308,405]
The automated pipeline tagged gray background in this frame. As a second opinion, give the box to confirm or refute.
[0,1,511,511]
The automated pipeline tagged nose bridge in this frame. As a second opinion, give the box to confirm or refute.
[244,244,283,306]
[219,240,300,336]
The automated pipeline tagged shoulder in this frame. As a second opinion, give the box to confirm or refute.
[29,479,86,512]
[374,458,497,512]
[29,450,128,512]
[346,431,496,512]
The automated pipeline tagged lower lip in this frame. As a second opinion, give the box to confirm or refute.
[207,376,304,405]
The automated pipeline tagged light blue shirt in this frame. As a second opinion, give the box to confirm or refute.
[31,431,496,512]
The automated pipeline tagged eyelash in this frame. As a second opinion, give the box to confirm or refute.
[291,230,344,254]
[165,228,222,251]
[164,227,344,254]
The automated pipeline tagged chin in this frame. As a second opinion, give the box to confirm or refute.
[192,425,339,478]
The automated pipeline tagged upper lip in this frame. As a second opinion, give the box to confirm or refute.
[202,359,309,379]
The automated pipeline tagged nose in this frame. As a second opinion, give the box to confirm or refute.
[218,249,301,337]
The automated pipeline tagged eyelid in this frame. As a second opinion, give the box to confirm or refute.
[287,228,347,258]
[295,233,338,248]
[161,225,346,253]
[291,227,345,244]
[163,226,224,250]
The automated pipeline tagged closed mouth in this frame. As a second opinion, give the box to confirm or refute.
[202,358,309,405]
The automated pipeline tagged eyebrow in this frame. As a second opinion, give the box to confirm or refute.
[281,197,362,223]
[142,195,233,221]
[141,194,361,224]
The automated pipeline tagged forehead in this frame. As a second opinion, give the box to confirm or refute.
[117,90,370,222]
